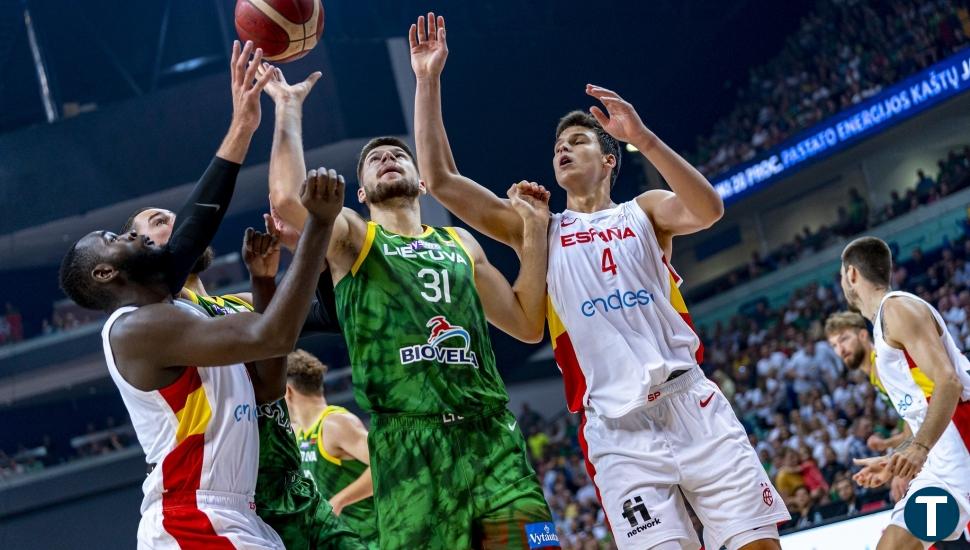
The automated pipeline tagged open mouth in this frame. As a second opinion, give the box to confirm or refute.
[142,235,155,247]
[378,165,403,178]
[558,156,573,168]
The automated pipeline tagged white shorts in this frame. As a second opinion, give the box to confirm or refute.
[889,421,970,548]
[137,491,284,549]
[580,367,790,550]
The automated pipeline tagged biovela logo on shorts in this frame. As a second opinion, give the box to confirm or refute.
[622,495,661,538]
[524,522,560,548]
[399,316,479,368]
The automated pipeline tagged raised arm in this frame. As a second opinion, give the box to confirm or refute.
[411,13,525,249]
[164,41,275,294]
[112,170,346,383]
[882,296,965,479]
[460,182,550,343]
[242,220,287,404]
[584,85,723,247]
[322,412,373,516]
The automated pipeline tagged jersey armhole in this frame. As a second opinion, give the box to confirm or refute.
[350,222,377,277]
[317,407,344,465]
[444,227,476,274]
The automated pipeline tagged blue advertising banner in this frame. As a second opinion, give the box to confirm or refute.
[714,47,970,205]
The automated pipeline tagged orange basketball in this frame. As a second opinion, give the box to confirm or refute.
[234,0,324,63]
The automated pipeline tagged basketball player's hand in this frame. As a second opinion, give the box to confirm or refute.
[507,181,551,225]
[230,40,277,134]
[266,206,301,251]
[852,456,892,488]
[256,62,322,105]
[890,443,928,479]
[409,12,448,79]
[243,227,281,279]
[300,168,345,224]
[586,85,651,146]
[890,475,911,502]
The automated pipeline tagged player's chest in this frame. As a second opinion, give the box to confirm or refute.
[550,218,650,279]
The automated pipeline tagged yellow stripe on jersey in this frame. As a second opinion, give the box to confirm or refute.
[869,349,934,397]
[546,297,567,346]
[351,222,377,276]
[315,405,350,466]
[173,383,212,445]
[444,227,475,274]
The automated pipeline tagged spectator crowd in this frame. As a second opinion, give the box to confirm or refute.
[690,0,970,178]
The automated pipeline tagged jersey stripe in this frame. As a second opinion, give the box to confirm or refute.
[315,406,348,466]
[902,350,937,397]
[157,367,228,548]
[953,400,970,453]
[548,298,586,413]
[661,257,704,365]
[350,222,377,276]
[443,227,475,273]
[578,413,611,532]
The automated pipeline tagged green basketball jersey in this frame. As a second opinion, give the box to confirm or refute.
[334,222,509,415]
[296,405,378,542]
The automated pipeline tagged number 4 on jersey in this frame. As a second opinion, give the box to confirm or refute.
[601,248,617,276]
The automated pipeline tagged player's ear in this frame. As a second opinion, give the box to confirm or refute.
[417,178,427,196]
[603,153,617,169]
[92,263,120,284]
[357,187,367,205]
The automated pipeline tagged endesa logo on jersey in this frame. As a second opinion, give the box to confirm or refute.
[560,226,637,247]
[399,316,479,368]
[581,289,655,317]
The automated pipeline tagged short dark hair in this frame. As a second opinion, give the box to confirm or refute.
[555,111,622,187]
[357,137,415,179]
[842,236,892,287]
[59,239,112,311]
[121,207,153,234]
[286,349,328,395]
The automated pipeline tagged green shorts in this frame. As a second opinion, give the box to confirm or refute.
[369,408,560,550]
[256,469,370,550]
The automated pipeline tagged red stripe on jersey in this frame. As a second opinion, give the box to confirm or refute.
[902,350,919,370]
[161,433,233,548]
[679,312,706,365]
[952,400,970,453]
[554,332,587,414]
[578,412,612,533]
[158,367,202,413]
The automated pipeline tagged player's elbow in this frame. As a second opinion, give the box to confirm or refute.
[515,324,546,345]
[699,198,725,228]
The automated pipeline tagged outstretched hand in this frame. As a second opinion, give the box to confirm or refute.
[230,40,277,134]
[409,12,448,79]
[242,226,281,279]
[256,62,322,105]
[852,456,893,488]
[586,84,651,146]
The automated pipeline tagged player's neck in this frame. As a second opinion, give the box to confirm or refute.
[288,391,328,432]
[858,286,891,321]
[183,274,207,297]
[370,199,425,236]
[565,184,615,214]
[112,284,171,310]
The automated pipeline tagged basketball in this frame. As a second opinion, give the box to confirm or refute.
[234,0,324,63]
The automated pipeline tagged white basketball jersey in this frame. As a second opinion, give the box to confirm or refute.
[546,200,703,418]
[101,302,260,513]
[872,291,970,435]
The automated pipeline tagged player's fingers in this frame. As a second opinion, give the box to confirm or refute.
[237,41,254,82]
[428,12,437,40]
[589,106,610,127]
[408,24,418,49]
[253,62,276,93]
[437,16,446,41]
[586,83,619,99]
[245,49,263,88]
[304,71,322,90]
[230,41,241,79]
[244,227,255,250]
[263,214,280,237]
[417,15,427,43]
[335,175,346,199]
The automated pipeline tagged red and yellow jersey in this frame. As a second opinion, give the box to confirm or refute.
[101,303,260,512]
[869,349,935,399]
[545,200,703,418]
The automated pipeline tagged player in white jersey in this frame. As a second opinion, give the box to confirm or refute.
[58,148,345,550]
[410,13,788,549]
[839,237,970,549]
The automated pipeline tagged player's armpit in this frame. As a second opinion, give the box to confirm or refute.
[323,412,370,464]
[637,189,717,241]
[110,304,294,380]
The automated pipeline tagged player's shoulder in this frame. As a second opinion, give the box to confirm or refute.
[322,408,365,431]
[634,189,674,213]
[882,294,936,331]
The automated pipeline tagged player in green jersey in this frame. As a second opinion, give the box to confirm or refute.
[260,58,561,549]
[286,349,379,548]
[125,209,365,550]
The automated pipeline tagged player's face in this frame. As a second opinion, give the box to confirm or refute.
[553,126,612,192]
[131,208,175,246]
[358,145,423,205]
[827,329,867,370]
[78,230,165,287]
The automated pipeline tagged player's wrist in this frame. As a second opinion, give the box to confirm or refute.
[631,129,658,153]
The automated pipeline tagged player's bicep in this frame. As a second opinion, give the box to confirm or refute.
[637,190,712,237]
[434,174,524,247]
[112,305,278,369]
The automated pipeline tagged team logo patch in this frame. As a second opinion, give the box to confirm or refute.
[761,482,774,506]
[399,316,479,368]
[524,522,560,548]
